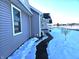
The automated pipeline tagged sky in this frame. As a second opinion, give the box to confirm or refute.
[29,0,79,24]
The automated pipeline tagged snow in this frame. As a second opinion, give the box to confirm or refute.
[8,37,38,59]
[8,27,79,59]
[47,28,79,59]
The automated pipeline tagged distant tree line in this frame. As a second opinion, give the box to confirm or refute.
[53,23,79,26]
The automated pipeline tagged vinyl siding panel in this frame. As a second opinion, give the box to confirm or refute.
[0,0,30,59]
[31,9,39,37]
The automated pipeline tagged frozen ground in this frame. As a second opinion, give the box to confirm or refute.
[8,37,38,59]
[47,28,79,59]
[8,27,79,59]
[8,36,48,59]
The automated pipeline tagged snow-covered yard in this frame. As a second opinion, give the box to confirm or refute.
[8,36,48,59]
[8,37,38,59]
[47,28,79,59]
[8,27,79,59]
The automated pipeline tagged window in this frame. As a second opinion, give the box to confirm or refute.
[11,4,22,36]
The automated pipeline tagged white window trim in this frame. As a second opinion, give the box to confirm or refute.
[11,4,22,36]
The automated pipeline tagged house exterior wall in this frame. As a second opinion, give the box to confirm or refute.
[0,0,30,59]
[41,13,53,32]
[41,18,49,30]
[31,9,40,37]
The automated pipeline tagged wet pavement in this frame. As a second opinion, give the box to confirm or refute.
[36,32,53,59]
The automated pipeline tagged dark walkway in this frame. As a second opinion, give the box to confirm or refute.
[36,32,53,59]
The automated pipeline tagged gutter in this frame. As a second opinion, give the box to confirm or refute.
[18,0,33,15]
[10,0,33,16]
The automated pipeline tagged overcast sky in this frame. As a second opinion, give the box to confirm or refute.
[29,0,79,24]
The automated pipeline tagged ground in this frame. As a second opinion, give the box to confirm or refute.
[47,28,79,59]
[8,27,79,59]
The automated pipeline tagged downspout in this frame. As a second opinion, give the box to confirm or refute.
[39,14,41,37]
[29,15,32,37]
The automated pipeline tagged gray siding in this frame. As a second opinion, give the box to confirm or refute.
[0,0,30,59]
[31,9,39,37]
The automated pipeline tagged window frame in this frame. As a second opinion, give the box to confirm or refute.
[11,4,22,36]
